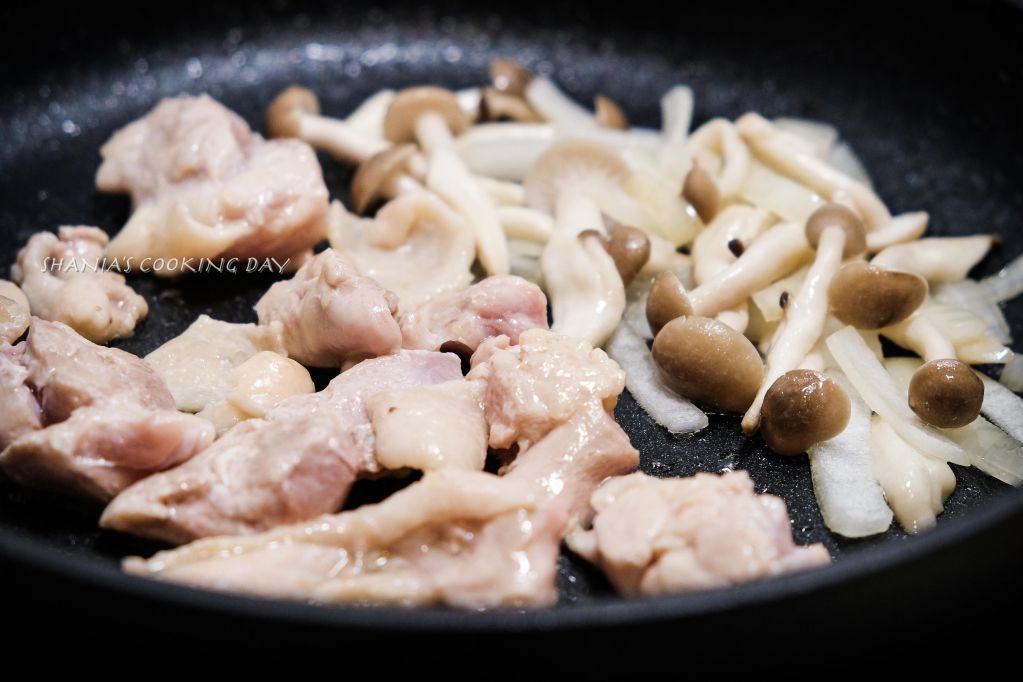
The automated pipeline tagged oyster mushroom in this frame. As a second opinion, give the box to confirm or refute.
[741,204,867,433]
[328,193,475,310]
[760,369,851,455]
[908,358,984,429]
[267,86,389,164]
[736,113,891,230]
[828,261,928,329]
[526,140,633,344]
[651,316,764,413]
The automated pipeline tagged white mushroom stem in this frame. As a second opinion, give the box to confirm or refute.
[880,311,957,362]
[736,113,891,230]
[425,147,509,275]
[477,177,526,205]
[496,206,554,243]
[296,114,390,164]
[871,235,996,282]
[414,110,457,155]
[541,224,625,347]
[865,211,928,252]
[692,204,773,285]
[716,305,749,333]
[660,85,694,149]
[525,77,597,128]
[742,225,846,433]
[344,89,395,137]
[688,222,813,317]
[669,118,751,196]
[455,123,555,181]
[556,192,605,233]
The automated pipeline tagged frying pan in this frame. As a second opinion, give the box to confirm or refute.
[2,0,1022,661]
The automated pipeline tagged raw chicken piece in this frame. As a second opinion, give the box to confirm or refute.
[0,319,214,499]
[97,95,329,275]
[197,351,315,435]
[1,404,213,501]
[566,471,830,596]
[0,279,30,344]
[11,227,147,343]
[468,329,626,449]
[399,275,549,352]
[144,315,288,412]
[367,379,487,472]
[101,351,463,544]
[255,248,402,367]
[124,401,639,608]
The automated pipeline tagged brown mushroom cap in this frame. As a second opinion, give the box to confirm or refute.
[651,315,764,413]
[383,86,471,143]
[523,140,630,214]
[760,369,851,455]
[805,203,867,257]
[490,57,534,97]
[828,261,928,329]
[479,88,542,123]
[646,271,693,335]
[908,359,984,428]
[682,164,720,224]
[349,144,418,215]
[605,226,650,286]
[594,95,629,130]
[267,85,320,138]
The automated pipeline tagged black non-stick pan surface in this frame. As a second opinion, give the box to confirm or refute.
[2,0,1022,663]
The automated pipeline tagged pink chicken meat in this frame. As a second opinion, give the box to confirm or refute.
[0,319,214,500]
[100,350,463,544]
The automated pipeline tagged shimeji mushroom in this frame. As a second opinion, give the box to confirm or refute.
[344,89,396,138]
[526,140,634,345]
[760,369,851,455]
[479,88,543,123]
[908,358,984,429]
[651,315,764,413]
[686,221,813,317]
[871,235,997,282]
[349,144,423,215]
[828,261,929,329]
[490,57,534,97]
[645,271,693,335]
[327,193,475,310]
[736,113,891,230]
[594,95,629,130]
[267,86,389,164]
[455,122,556,181]
[381,86,509,276]
[864,211,928,252]
[880,310,957,362]
[667,119,750,201]
[741,204,867,434]
[682,164,720,224]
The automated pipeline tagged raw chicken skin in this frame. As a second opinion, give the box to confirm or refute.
[0,319,214,500]
[144,315,289,412]
[124,401,639,608]
[97,95,329,275]
[101,351,463,544]
[11,227,148,343]
[566,471,831,595]
[400,275,549,352]
[0,280,30,344]
[367,379,488,472]
[255,248,402,367]
[468,329,626,450]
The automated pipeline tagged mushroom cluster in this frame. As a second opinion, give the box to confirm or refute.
[118,62,1023,545]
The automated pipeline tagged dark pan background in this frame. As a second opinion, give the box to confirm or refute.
[1,0,1022,669]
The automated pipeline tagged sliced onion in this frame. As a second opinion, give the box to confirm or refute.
[918,302,1012,364]
[604,309,708,435]
[826,325,968,464]
[455,123,554,181]
[738,160,824,224]
[977,373,1023,445]
[980,251,1023,303]
[807,371,893,537]
[932,279,1011,344]
[1000,354,1023,392]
